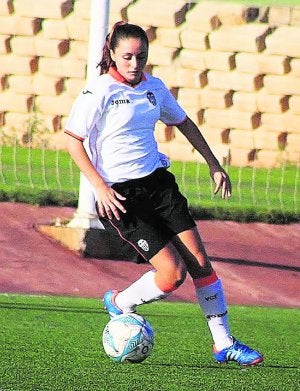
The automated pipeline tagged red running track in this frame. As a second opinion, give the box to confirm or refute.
[0,202,299,308]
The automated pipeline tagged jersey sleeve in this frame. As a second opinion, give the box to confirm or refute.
[65,86,102,140]
[159,85,187,126]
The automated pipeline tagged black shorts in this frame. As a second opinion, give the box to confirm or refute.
[97,168,196,262]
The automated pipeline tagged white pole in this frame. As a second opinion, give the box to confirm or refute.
[87,0,110,82]
[68,0,110,229]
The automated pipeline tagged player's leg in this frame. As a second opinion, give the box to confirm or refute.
[103,169,189,317]
[104,241,187,317]
[173,227,263,366]
[173,227,232,350]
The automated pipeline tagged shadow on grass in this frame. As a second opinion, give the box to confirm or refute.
[147,362,299,370]
[0,301,100,314]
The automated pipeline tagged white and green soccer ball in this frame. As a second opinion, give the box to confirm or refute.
[102,313,154,363]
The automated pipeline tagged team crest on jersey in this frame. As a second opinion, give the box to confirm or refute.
[147,91,157,106]
[137,239,149,252]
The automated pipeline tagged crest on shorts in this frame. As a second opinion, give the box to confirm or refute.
[147,91,157,106]
[138,239,149,252]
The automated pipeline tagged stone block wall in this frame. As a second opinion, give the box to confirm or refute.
[0,0,300,167]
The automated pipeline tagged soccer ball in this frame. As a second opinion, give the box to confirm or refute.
[102,313,154,363]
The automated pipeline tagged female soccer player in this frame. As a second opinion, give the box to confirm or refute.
[65,21,263,366]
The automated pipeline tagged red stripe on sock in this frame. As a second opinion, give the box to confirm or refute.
[193,271,218,288]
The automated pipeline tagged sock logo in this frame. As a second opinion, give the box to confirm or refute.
[205,293,217,301]
[137,239,149,252]
[206,310,228,320]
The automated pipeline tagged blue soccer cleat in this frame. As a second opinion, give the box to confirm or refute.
[213,337,264,366]
[103,290,123,318]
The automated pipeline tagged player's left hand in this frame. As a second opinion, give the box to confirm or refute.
[212,171,232,199]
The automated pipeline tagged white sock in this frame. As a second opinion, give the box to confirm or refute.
[195,277,233,351]
[115,270,168,313]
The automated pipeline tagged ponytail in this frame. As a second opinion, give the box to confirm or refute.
[98,33,113,75]
[98,21,127,75]
[97,21,149,75]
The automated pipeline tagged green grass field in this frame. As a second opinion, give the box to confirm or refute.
[169,161,299,223]
[0,294,299,391]
[0,145,299,223]
[0,145,80,206]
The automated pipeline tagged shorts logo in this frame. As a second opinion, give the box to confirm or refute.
[137,239,149,252]
[147,91,157,106]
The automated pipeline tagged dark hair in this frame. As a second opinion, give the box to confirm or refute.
[98,21,149,75]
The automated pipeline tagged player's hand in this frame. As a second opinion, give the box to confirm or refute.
[212,171,232,199]
[96,185,126,220]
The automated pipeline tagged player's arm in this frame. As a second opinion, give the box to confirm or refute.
[65,134,126,219]
[176,116,231,199]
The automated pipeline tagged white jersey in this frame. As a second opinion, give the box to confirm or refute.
[65,67,187,184]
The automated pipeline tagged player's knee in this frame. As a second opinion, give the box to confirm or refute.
[159,265,187,293]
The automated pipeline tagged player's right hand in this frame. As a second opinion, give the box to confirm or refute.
[96,185,126,221]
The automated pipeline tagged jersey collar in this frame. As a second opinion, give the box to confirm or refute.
[108,66,146,86]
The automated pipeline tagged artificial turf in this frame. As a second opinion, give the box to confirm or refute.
[0,294,299,391]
